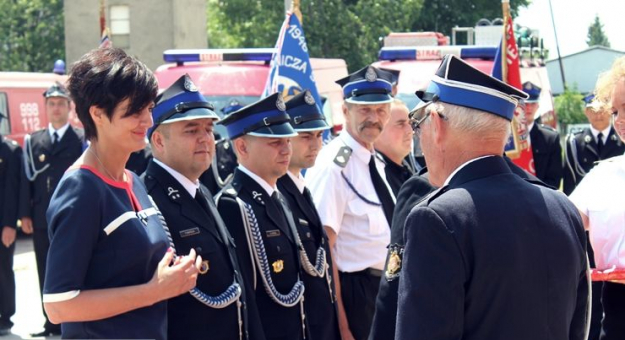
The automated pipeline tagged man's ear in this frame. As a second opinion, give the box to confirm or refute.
[431,111,447,144]
[150,130,165,154]
[233,137,248,160]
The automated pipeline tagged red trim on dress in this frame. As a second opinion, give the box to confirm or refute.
[79,165,142,211]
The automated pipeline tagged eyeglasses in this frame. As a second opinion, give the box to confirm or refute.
[410,100,446,136]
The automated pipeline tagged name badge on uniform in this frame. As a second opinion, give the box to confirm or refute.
[179,227,200,238]
[266,229,281,238]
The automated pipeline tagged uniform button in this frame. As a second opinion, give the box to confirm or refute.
[196,247,203,253]
[277,246,281,252]
[306,232,311,238]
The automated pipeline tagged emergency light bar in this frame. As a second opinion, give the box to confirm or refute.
[378,46,498,61]
[163,48,276,64]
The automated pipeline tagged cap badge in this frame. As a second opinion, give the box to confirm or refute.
[304,91,316,105]
[184,77,198,92]
[272,259,284,273]
[276,95,286,111]
[365,67,377,82]
[524,83,533,91]
[229,99,241,106]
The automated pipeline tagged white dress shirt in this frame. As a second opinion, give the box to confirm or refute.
[305,130,393,272]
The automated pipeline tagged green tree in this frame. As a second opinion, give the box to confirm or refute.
[207,0,530,71]
[555,85,586,126]
[0,0,65,72]
[586,14,610,48]
[412,0,530,42]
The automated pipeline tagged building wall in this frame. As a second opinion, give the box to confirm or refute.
[547,47,624,95]
[64,0,207,72]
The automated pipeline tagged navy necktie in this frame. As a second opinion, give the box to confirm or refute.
[369,155,394,227]
[597,132,604,155]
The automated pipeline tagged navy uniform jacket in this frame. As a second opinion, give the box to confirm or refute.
[563,127,625,195]
[378,152,415,197]
[396,156,588,340]
[277,175,340,340]
[370,157,546,340]
[126,144,152,176]
[1,135,22,229]
[19,127,84,228]
[143,161,261,340]
[530,123,563,189]
[216,169,306,340]
[369,172,434,340]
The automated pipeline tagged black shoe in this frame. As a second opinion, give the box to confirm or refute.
[30,329,61,337]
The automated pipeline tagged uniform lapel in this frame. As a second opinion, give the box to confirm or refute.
[582,129,599,158]
[603,128,623,157]
[236,170,295,244]
[147,161,221,241]
[278,175,319,227]
[51,127,78,155]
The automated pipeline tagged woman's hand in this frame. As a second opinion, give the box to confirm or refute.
[148,247,202,303]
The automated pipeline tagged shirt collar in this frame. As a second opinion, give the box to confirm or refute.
[340,130,375,164]
[443,155,495,186]
[590,125,611,141]
[238,164,277,196]
[49,122,70,140]
[287,170,306,194]
[153,158,200,198]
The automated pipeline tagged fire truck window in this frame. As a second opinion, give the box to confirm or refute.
[0,92,9,135]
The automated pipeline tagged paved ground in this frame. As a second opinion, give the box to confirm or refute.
[4,236,59,340]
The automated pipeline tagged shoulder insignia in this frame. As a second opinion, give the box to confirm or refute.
[584,135,592,143]
[384,243,404,281]
[333,146,352,168]
[539,124,557,132]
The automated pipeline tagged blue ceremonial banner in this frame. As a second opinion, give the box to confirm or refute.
[262,12,322,113]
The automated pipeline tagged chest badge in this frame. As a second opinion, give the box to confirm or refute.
[584,135,592,143]
[199,260,210,274]
[39,154,46,162]
[272,259,284,273]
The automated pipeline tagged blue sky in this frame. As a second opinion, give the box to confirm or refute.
[515,0,625,58]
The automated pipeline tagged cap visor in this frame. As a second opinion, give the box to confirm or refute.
[345,93,394,104]
[248,122,298,138]
[160,107,220,124]
[45,91,69,99]
[293,119,331,132]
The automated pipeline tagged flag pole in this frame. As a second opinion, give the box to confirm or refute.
[501,0,510,82]
[291,0,303,23]
[100,0,106,35]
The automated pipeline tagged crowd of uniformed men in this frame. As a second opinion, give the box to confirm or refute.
[0,49,622,340]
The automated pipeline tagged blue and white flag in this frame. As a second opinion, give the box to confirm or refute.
[262,12,322,113]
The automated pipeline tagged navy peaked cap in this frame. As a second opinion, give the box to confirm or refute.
[285,90,330,132]
[336,65,394,104]
[43,82,70,99]
[218,92,297,139]
[149,74,218,138]
[522,81,541,103]
[412,55,528,121]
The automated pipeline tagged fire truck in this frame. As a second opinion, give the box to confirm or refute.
[153,48,349,136]
[0,72,80,146]
[372,29,555,127]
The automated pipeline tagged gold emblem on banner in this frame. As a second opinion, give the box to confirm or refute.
[39,154,46,162]
[199,260,210,274]
[272,259,284,273]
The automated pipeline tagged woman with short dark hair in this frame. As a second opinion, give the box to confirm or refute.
[42,48,201,340]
